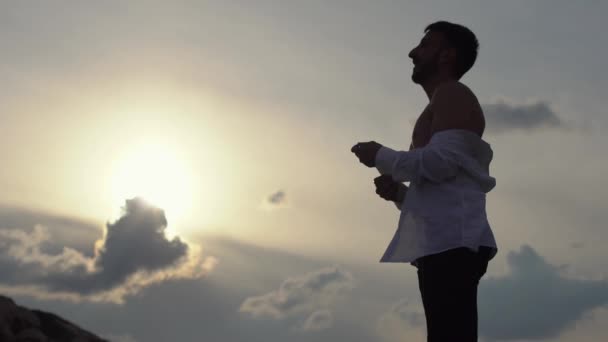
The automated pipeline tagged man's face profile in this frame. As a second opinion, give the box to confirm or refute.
[408,31,451,84]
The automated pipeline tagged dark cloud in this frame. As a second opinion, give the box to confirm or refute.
[479,244,608,341]
[239,266,354,331]
[268,191,286,205]
[482,100,573,134]
[89,198,188,291]
[260,190,288,210]
[0,198,216,303]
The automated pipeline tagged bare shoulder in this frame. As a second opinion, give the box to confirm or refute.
[430,81,485,136]
[432,81,478,104]
[455,81,482,104]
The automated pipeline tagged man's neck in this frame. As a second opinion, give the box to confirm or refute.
[421,74,459,100]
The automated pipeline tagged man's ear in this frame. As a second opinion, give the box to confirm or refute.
[439,47,457,65]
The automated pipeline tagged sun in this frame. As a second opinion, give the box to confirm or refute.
[109,142,194,229]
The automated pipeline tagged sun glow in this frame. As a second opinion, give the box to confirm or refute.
[109,142,194,230]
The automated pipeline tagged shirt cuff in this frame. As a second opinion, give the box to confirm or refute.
[375,146,400,176]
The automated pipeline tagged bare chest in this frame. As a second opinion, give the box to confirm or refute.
[410,106,433,150]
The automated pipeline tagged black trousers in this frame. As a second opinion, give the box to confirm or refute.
[415,246,492,342]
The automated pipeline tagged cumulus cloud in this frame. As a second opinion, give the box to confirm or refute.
[0,197,217,303]
[479,244,608,341]
[482,100,574,134]
[259,190,289,210]
[239,266,354,332]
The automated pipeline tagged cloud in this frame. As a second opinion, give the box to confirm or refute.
[381,297,425,327]
[479,244,608,341]
[87,198,189,291]
[259,190,289,211]
[298,310,333,332]
[268,190,286,205]
[47,236,379,342]
[239,266,354,331]
[482,100,574,134]
[0,197,217,303]
[376,298,426,342]
[0,204,100,257]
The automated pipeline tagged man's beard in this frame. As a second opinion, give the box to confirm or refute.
[411,51,441,84]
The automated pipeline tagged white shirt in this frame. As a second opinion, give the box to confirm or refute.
[374,128,498,266]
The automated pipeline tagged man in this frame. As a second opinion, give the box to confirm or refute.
[351,21,498,341]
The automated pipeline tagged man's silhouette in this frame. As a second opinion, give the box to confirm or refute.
[351,21,497,341]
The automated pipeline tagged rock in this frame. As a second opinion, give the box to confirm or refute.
[0,295,107,342]
[0,296,17,321]
[13,307,42,332]
[16,328,47,341]
[0,324,16,342]
[32,310,107,342]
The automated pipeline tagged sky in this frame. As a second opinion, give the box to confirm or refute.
[1,1,607,341]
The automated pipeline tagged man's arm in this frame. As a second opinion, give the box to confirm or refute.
[375,144,459,183]
[375,82,476,183]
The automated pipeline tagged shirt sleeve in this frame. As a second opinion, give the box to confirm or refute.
[375,143,460,184]
[392,183,408,210]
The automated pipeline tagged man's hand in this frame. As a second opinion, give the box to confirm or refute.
[351,141,382,167]
[374,175,406,202]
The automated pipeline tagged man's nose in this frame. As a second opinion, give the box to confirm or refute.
[408,48,416,60]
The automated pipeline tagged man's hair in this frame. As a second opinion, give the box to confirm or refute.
[424,21,479,79]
